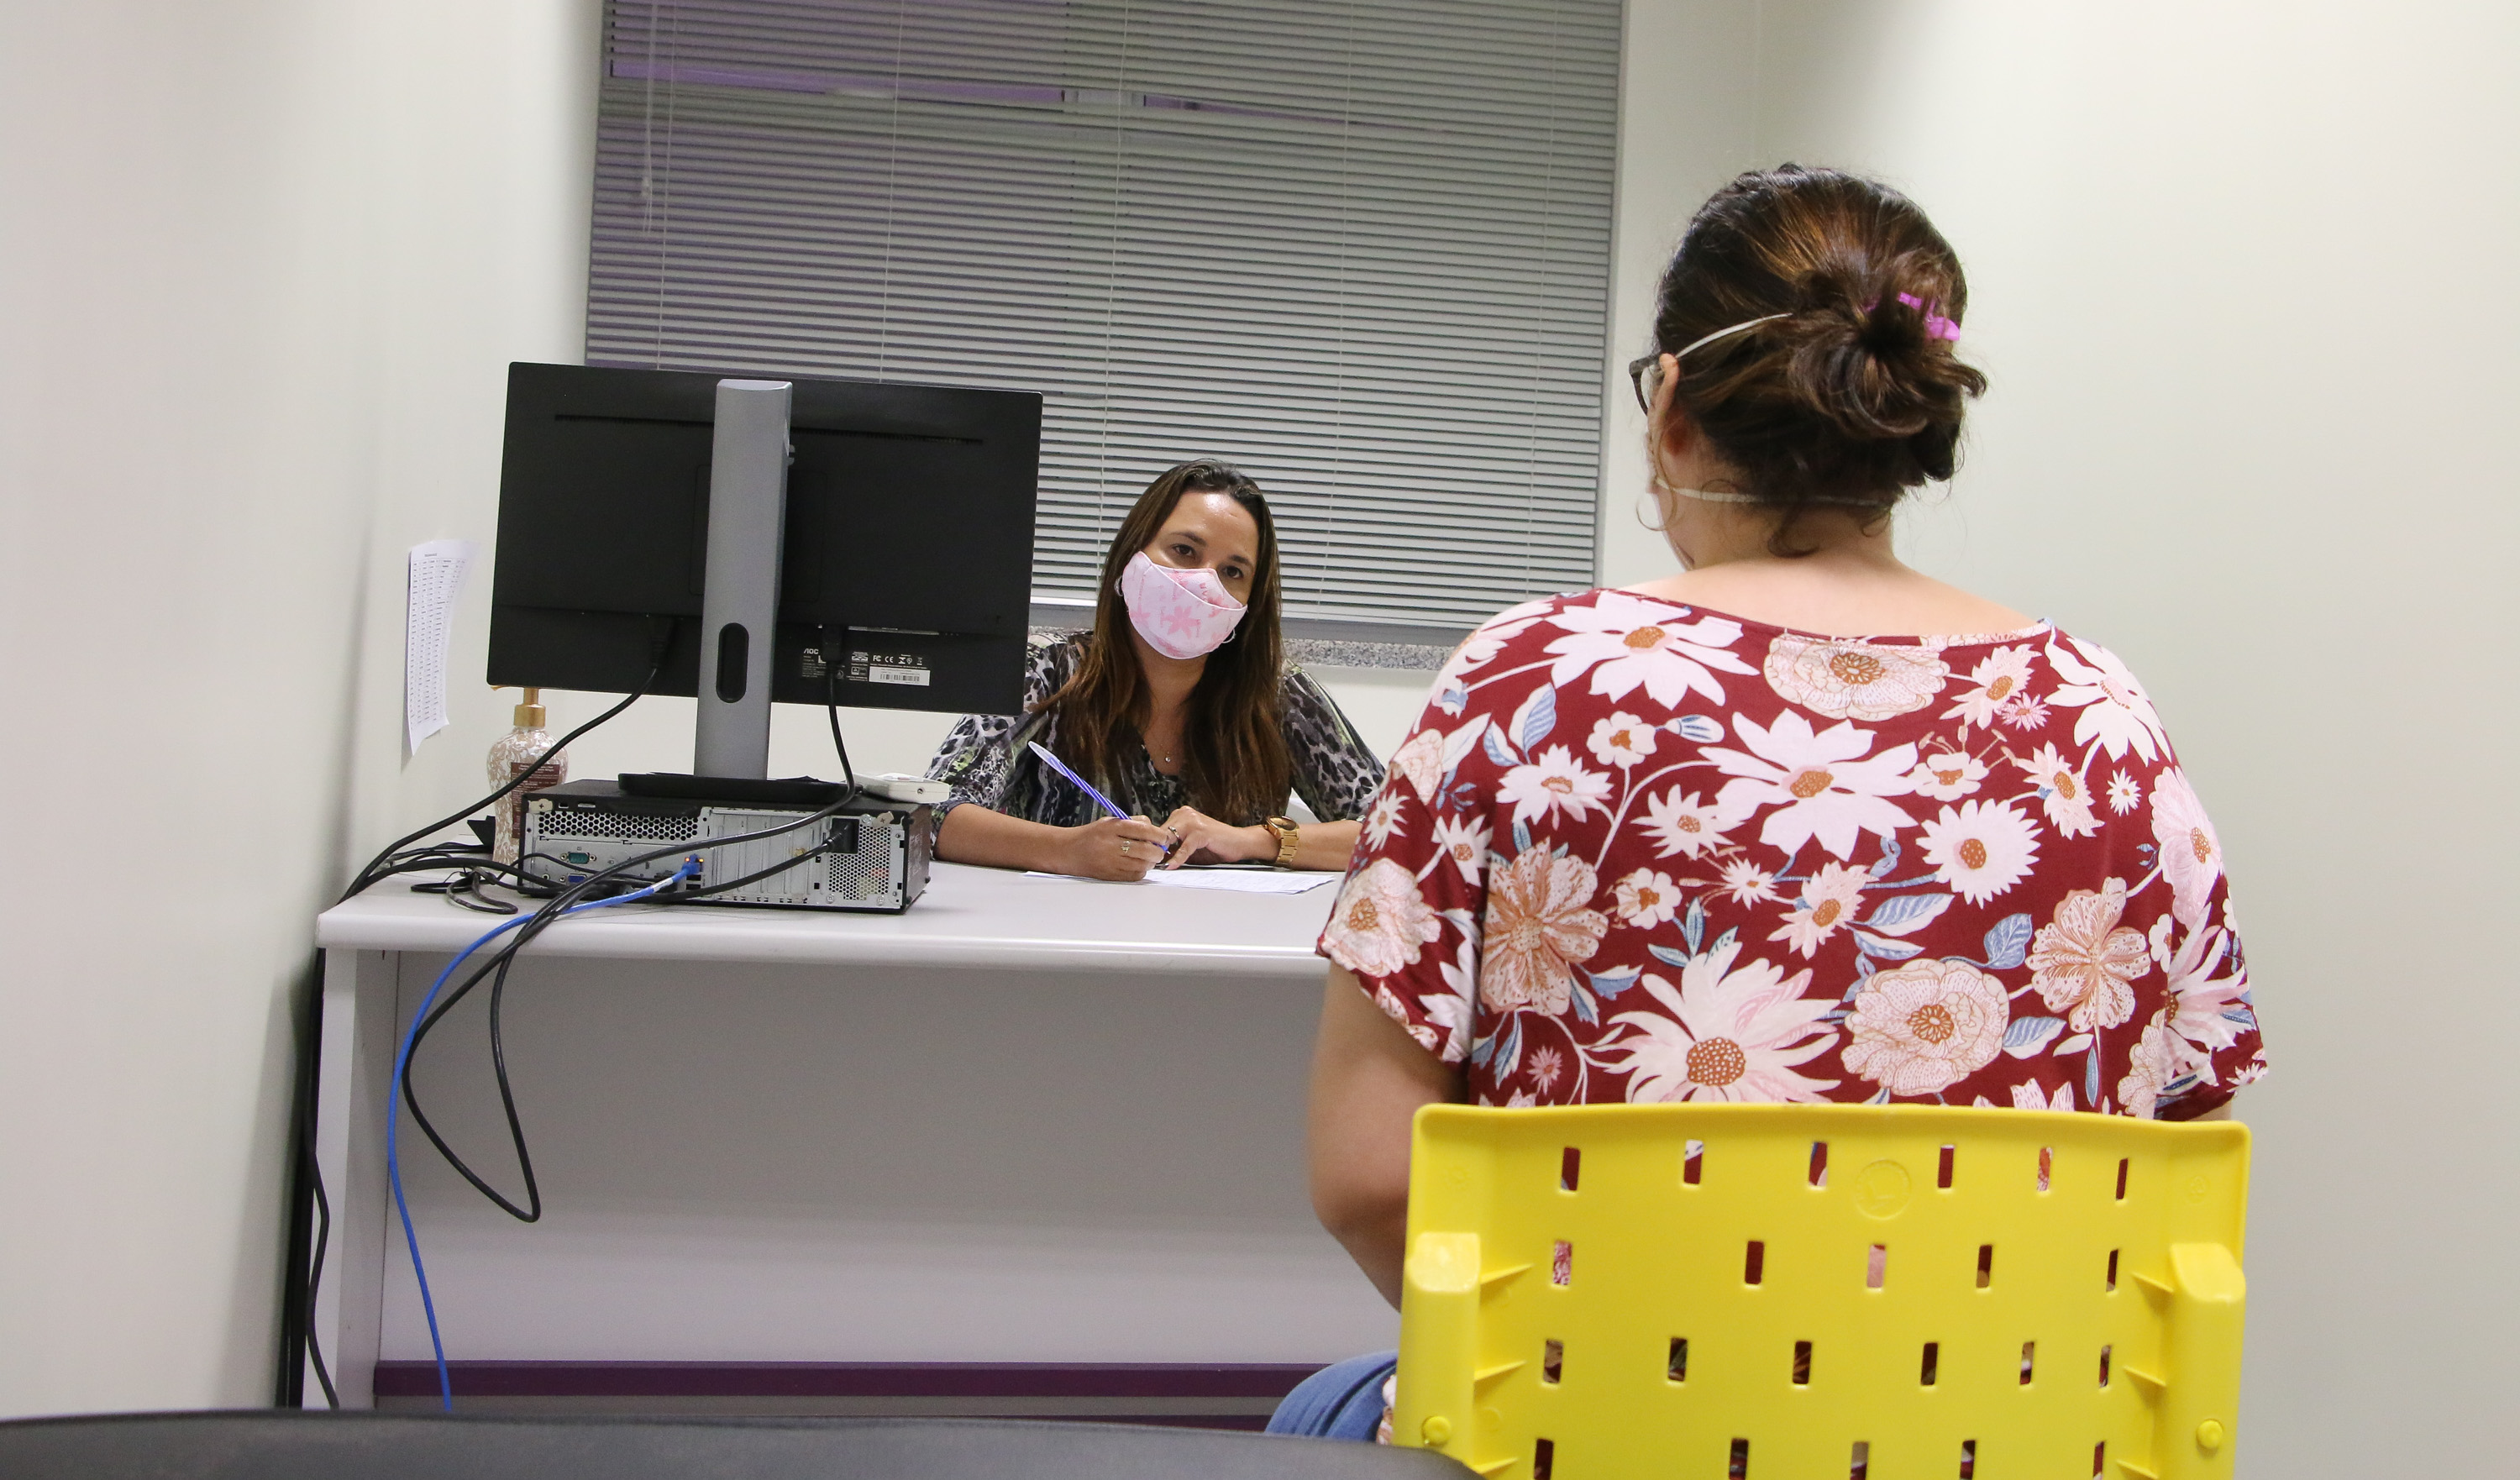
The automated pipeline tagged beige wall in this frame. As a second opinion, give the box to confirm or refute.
[1608,3,2520,1472]
[1599,0,1761,588]
[0,0,601,1414]
[5,2,2510,1452]
[0,0,1435,1417]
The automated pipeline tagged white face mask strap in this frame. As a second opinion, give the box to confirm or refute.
[1652,473,1761,503]
[1653,470,1895,511]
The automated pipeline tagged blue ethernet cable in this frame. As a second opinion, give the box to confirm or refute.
[386,857,700,1412]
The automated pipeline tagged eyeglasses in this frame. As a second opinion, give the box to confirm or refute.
[1628,312,1795,414]
[1625,354,1666,415]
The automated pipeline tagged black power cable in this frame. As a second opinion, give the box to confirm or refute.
[370,850,585,902]
[394,837,844,1220]
[394,636,864,1225]
[339,632,671,905]
[282,954,338,1409]
[286,632,672,1407]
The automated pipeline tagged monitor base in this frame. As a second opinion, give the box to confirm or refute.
[617,772,845,806]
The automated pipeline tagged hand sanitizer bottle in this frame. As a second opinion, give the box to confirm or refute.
[488,688,567,864]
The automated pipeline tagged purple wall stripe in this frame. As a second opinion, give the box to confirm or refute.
[370,1360,1329,1401]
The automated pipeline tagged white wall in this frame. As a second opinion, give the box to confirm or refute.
[0,0,601,1414]
[1599,0,1761,590]
[0,0,1439,1418]
[11,1,2507,1449]
[1607,3,2520,1472]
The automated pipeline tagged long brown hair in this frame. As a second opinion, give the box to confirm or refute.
[1038,460,1293,825]
[1654,165,1989,552]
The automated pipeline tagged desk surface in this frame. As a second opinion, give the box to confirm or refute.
[316,862,1343,980]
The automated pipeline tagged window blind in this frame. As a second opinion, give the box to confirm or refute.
[587,0,1620,637]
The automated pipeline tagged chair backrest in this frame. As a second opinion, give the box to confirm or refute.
[1393,1104,2248,1480]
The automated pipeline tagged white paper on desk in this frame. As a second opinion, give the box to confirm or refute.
[404,538,476,754]
[1021,869,1341,894]
[1143,869,1341,895]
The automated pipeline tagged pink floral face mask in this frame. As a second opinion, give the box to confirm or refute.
[1119,549,1247,659]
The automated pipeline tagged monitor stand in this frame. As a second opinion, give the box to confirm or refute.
[692,376,792,783]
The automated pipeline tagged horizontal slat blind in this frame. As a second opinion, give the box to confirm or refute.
[589,0,1619,632]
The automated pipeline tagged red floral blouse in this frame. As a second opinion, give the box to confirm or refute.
[1318,589,2265,1118]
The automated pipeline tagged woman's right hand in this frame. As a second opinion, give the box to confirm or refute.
[1057,814,1177,881]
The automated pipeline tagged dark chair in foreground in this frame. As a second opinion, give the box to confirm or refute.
[0,1411,1473,1479]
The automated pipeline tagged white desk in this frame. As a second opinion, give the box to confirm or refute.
[307,863,1396,1413]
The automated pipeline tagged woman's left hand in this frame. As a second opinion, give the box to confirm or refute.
[1156,806,1275,869]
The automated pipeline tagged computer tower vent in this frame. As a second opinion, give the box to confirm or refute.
[827,847,885,901]
[538,810,699,843]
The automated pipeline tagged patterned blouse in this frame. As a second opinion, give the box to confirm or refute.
[926,632,1388,830]
[1317,589,2265,1119]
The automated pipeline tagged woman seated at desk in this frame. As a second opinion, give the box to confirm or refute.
[926,459,1386,881]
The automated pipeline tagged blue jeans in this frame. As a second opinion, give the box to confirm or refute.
[1267,1351,1399,1441]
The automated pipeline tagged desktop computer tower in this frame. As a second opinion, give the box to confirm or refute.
[523,779,931,913]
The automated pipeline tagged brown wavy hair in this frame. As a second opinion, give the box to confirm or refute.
[1653,164,1990,552]
[1037,460,1293,825]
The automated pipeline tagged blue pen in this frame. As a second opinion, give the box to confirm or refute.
[1027,741,1129,821]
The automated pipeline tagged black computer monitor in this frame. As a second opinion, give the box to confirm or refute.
[487,362,1041,718]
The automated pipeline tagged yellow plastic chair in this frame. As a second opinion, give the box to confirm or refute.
[1394,1104,2248,1480]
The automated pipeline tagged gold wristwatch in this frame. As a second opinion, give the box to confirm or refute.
[1262,816,1301,868]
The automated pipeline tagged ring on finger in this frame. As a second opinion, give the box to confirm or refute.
[1120,840,1133,857]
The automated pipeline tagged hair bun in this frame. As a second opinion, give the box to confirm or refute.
[1646,165,1988,525]
[1764,259,1958,445]
[1856,292,1928,360]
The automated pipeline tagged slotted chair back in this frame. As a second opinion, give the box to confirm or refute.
[1393,1104,2249,1480]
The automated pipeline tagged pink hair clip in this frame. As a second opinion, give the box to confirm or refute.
[1895,291,1962,342]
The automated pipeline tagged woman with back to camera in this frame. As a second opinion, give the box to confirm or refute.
[1272,165,2268,1440]
[926,459,1385,879]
